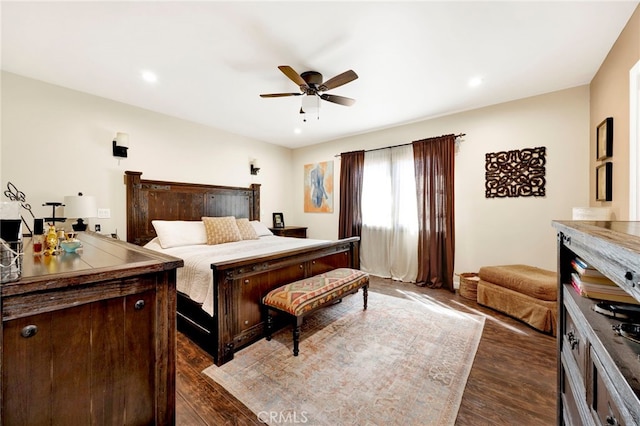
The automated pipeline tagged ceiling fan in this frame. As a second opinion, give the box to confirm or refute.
[260,66,358,113]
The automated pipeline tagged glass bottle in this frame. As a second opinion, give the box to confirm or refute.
[45,224,58,255]
[32,219,44,255]
[56,229,65,252]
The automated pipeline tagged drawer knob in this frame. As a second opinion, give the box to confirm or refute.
[244,279,250,284]
[244,320,249,325]
[625,271,633,281]
[567,331,579,350]
[134,299,145,310]
[21,325,38,338]
[606,415,619,425]
[299,265,303,269]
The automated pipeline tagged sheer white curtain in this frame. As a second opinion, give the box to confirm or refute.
[360,145,419,282]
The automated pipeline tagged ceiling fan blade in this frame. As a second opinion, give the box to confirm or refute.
[319,70,358,91]
[320,93,356,106]
[260,93,303,98]
[278,65,309,89]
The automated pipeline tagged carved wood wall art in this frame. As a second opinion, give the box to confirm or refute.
[485,146,546,198]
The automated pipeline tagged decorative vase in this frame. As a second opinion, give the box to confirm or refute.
[45,225,58,255]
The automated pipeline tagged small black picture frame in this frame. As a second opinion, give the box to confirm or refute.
[596,162,612,202]
[596,117,613,160]
[272,212,285,228]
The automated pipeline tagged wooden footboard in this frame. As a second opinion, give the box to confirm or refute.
[211,237,359,365]
[124,171,360,365]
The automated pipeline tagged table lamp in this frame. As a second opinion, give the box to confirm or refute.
[64,193,97,231]
[572,207,612,220]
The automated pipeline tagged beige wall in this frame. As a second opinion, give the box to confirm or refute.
[590,5,640,218]
[0,73,593,276]
[0,72,294,237]
[292,86,590,274]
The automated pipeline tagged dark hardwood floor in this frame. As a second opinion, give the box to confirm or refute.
[176,276,557,425]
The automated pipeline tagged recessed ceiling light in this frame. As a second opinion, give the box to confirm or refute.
[294,128,302,134]
[468,76,483,88]
[141,70,158,83]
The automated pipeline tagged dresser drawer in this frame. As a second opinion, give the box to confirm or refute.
[563,304,587,379]
[561,362,582,425]
[2,276,154,321]
[269,226,307,238]
[590,348,625,426]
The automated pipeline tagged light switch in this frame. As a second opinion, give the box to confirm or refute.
[97,208,111,218]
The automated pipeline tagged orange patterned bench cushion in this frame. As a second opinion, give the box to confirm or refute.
[262,268,369,316]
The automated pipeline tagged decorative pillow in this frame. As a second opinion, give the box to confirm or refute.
[236,218,259,240]
[151,220,207,249]
[202,216,243,245]
[250,220,273,237]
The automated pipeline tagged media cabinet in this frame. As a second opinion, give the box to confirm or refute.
[553,221,640,425]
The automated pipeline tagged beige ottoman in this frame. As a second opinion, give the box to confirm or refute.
[477,264,557,335]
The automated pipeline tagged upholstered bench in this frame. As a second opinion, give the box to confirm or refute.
[262,268,369,356]
[477,264,557,335]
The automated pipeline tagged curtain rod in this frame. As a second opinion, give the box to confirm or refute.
[334,133,466,157]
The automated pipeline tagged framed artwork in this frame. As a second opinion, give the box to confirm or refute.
[485,146,546,198]
[304,161,334,213]
[596,117,613,160]
[272,212,285,228]
[596,162,612,202]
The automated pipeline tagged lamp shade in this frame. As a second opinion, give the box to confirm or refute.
[115,132,129,148]
[302,95,320,112]
[64,194,97,219]
[572,207,612,220]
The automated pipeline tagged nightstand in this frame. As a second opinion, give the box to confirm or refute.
[269,226,307,238]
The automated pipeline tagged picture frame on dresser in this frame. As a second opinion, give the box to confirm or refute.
[596,162,612,201]
[596,117,613,160]
[272,212,285,228]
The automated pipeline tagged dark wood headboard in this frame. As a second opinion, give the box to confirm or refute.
[125,171,261,246]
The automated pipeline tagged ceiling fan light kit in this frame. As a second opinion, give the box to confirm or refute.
[301,95,320,121]
[260,65,357,121]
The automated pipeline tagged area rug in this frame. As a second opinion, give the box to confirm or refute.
[203,290,485,426]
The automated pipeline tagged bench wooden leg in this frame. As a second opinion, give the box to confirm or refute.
[363,284,368,310]
[292,316,303,356]
[265,309,273,341]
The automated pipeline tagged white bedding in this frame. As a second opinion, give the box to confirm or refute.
[144,235,330,316]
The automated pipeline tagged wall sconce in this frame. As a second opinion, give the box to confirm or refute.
[250,159,260,175]
[64,192,97,231]
[112,132,129,158]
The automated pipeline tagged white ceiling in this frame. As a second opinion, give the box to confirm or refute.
[2,1,638,149]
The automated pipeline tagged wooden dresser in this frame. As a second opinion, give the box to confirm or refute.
[553,221,640,425]
[1,232,182,425]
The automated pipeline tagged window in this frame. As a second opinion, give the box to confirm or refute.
[360,146,418,282]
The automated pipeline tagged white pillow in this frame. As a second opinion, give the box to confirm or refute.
[143,237,163,251]
[250,220,273,237]
[151,220,207,249]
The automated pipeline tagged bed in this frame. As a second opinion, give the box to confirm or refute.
[124,171,360,365]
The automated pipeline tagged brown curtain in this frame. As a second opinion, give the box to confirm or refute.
[413,135,456,290]
[338,150,365,239]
